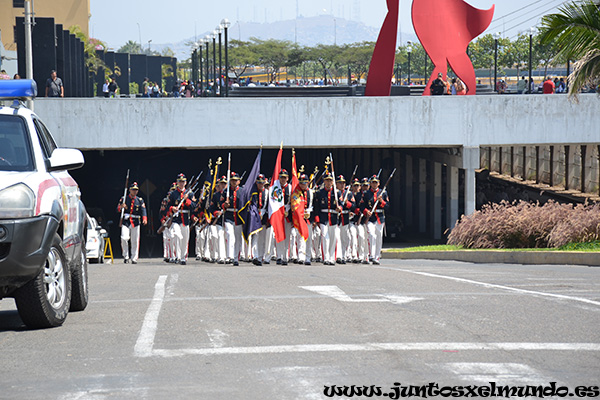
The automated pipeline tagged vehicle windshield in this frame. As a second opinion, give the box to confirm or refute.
[0,115,35,172]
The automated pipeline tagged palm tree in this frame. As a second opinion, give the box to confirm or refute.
[539,0,600,99]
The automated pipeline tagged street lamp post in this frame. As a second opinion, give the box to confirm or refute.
[212,31,217,95]
[198,40,204,94]
[217,25,223,96]
[493,32,500,92]
[205,35,211,94]
[221,18,231,96]
[407,41,412,85]
[528,27,536,94]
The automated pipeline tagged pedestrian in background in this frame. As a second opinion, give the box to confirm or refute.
[102,79,110,97]
[45,70,64,97]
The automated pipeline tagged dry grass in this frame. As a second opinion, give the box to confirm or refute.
[447,200,600,249]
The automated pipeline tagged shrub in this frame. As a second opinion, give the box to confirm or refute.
[448,200,600,249]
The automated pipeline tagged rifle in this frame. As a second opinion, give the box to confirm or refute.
[342,164,358,204]
[368,168,396,216]
[157,172,202,234]
[329,153,340,213]
[224,152,231,228]
[239,170,247,183]
[118,169,130,227]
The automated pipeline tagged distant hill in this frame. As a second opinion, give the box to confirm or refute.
[152,15,417,61]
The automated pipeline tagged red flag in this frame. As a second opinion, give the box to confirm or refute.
[268,146,286,243]
[291,152,309,240]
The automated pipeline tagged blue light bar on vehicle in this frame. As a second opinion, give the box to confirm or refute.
[0,79,37,99]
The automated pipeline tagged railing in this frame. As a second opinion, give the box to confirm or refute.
[481,145,600,196]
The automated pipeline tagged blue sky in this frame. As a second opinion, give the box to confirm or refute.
[90,0,568,49]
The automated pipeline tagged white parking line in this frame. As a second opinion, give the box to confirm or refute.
[149,342,600,358]
[374,266,600,307]
[134,275,168,358]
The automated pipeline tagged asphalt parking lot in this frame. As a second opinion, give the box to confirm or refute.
[1,258,599,399]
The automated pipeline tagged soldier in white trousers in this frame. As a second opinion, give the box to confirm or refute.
[117,182,147,264]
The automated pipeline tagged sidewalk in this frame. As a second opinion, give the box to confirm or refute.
[382,247,600,266]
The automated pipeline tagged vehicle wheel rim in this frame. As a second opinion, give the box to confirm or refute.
[43,248,66,309]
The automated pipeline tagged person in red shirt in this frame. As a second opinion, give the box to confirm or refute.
[543,77,556,94]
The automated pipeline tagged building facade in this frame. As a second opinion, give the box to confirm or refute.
[0,0,90,51]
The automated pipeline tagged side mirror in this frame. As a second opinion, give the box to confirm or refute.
[48,148,85,171]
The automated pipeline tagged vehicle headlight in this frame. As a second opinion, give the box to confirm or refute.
[0,184,35,218]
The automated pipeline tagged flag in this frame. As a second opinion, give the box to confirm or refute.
[290,152,308,240]
[237,149,263,241]
[268,146,286,243]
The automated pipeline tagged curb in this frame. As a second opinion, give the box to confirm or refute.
[382,250,600,266]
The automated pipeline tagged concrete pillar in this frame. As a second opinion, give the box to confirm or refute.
[432,162,442,239]
[418,158,427,233]
[404,155,413,229]
[446,166,459,230]
[462,147,479,216]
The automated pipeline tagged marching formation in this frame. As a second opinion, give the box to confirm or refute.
[118,147,395,266]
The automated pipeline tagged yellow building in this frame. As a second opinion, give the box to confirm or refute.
[0,0,90,51]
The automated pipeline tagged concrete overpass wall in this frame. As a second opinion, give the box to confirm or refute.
[34,94,600,151]
[33,95,600,242]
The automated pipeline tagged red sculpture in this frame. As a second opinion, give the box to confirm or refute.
[364,0,399,96]
[413,0,494,95]
[365,0,494,96]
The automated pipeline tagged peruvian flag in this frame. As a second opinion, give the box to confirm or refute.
[268,146,286,243]
[291,152,309,240]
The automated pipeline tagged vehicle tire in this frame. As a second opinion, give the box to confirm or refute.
[14,234,71,329]
[70,244,89,311]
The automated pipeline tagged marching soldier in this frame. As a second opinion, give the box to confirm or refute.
[292,173,313,265]
[276,169,293,266]
[209,176,228,263]
[314,173,341,265]
[335,175,355,264]
[223,172,243,265]
[357,177,370,264]
[263,178,276,264]
[362,175,389,265]
[193,199,209,261]
[159,197,172,263]
[167,173,197,265]
[249,174,268,265]
[117,181,147,264]
[348,178,362,263]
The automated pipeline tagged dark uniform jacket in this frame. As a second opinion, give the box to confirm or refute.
[362,188,389,224]
[353,190,367,224]
[224,186,243,225]
[168,187,196,226]
[314,187,342,226]
[209,189,227,226]
[281,183,292,223]
[251,187,269,226]
[118,194,147,227]
[337,189,355,226]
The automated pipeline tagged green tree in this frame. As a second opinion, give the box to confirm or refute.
[306,44,341,82]
[539,0,600,97]
[505,34,530,77]
[534,34,560,79]
[161,47,175,57]
[250,38,293,82]
[470,34,510,86]
[227,39,258,79]
[343,42,374,83]
[69,25,107,75]
[118,40,143,54]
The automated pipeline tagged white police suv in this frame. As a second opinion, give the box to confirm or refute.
[0,79,88,328]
